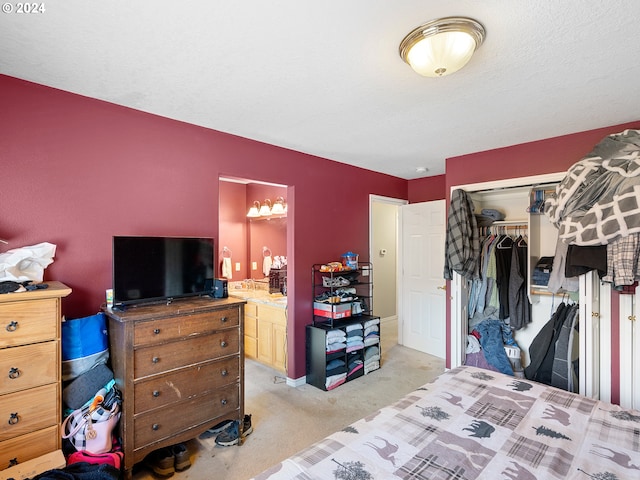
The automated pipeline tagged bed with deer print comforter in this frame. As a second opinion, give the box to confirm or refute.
[252,365,640,480]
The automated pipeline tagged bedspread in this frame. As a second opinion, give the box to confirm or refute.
[253,366,640,480]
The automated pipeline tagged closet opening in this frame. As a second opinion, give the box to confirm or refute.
[449,172,602,398]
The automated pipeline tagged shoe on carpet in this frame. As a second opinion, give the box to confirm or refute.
[242,414,253,437]
[144,447,174,477]
[206,418,234,435]
[173,443,191,472]
[215,420,240,446]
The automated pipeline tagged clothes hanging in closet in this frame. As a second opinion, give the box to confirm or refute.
[468,229,531,330]
[524,302,579,391]
[508,236,531,330]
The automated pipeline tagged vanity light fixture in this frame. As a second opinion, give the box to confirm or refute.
[399,17,485,77]
[247,200,261,218]
[259,199,272,217]
[271,196,286,215]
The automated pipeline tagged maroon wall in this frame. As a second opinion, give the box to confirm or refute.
[408,174,446,203]
[0,74,407,380]
[218,181,248,279]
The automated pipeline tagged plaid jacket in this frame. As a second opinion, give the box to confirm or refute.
[444,189,479,280]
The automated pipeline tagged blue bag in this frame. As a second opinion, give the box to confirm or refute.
[62,313,109,381]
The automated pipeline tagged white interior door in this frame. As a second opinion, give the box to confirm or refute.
[400,200,446,358]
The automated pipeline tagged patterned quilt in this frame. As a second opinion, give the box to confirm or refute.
[252,366,640,480]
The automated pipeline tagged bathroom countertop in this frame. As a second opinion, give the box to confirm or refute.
[228,289,287,309]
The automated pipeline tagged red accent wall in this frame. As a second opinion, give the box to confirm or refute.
[0,74,407,380]
[408,174,446,202]
[444,121,640,403]
[218,181,248,279]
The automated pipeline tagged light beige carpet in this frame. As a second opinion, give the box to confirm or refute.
[132,322,445,480]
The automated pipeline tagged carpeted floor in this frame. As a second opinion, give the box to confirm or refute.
[132,320,445,480]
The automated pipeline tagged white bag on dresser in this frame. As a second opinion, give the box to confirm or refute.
[0,241,56,282]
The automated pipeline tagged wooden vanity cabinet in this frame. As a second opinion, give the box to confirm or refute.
[104,297,245,480]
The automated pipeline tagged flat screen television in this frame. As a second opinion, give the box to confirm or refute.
[112,236,215,307]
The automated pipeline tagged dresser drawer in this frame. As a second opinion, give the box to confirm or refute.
[0,342,58,395]
[134,331,239,378]
[134,356,240,414]
[134,383,239,449]
[0,383,58,442]
[134,309,239,346]
[0,425,59,471]
[0,299,58,348]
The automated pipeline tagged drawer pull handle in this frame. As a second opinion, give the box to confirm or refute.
[221,399,227,406]
[220,341,228,348]
[221,316,228,323]
[152,423,159,431]
[221,369,228,377]
[152,390,160,397]
[153,328,161,335]
[6,321,18,332]
[8,367,20,379]
[152,357,160,364]
[8,413,19,425]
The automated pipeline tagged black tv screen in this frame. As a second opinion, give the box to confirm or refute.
[112,236,215,306]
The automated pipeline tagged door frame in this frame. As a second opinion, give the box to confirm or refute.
[448,172,566,370]
[369,195,408,340]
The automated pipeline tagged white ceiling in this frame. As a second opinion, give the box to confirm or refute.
[2,1,639,179]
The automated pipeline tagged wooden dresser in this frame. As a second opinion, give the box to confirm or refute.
[104,297,246,479]
[0,281,71,470]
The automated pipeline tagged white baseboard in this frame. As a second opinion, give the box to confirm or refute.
[287,376,306,387]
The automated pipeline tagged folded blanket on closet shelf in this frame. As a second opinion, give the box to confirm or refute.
[345,324,362,333]
[481,208,505,221]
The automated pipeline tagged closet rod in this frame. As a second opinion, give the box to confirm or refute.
[491,220,528,226]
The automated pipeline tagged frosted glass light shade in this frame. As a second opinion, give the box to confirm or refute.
[271,197,286,215]
[400,17,485,77]
[247,200,261,218]
[259,199,272,216]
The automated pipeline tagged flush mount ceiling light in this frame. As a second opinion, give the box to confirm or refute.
[399,17,485,77]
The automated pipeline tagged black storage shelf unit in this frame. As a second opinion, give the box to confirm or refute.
[311,262,374,328]
[307,262,381,391]
[306,318,381,391]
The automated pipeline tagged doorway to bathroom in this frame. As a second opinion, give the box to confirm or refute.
[218,176,290,377]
